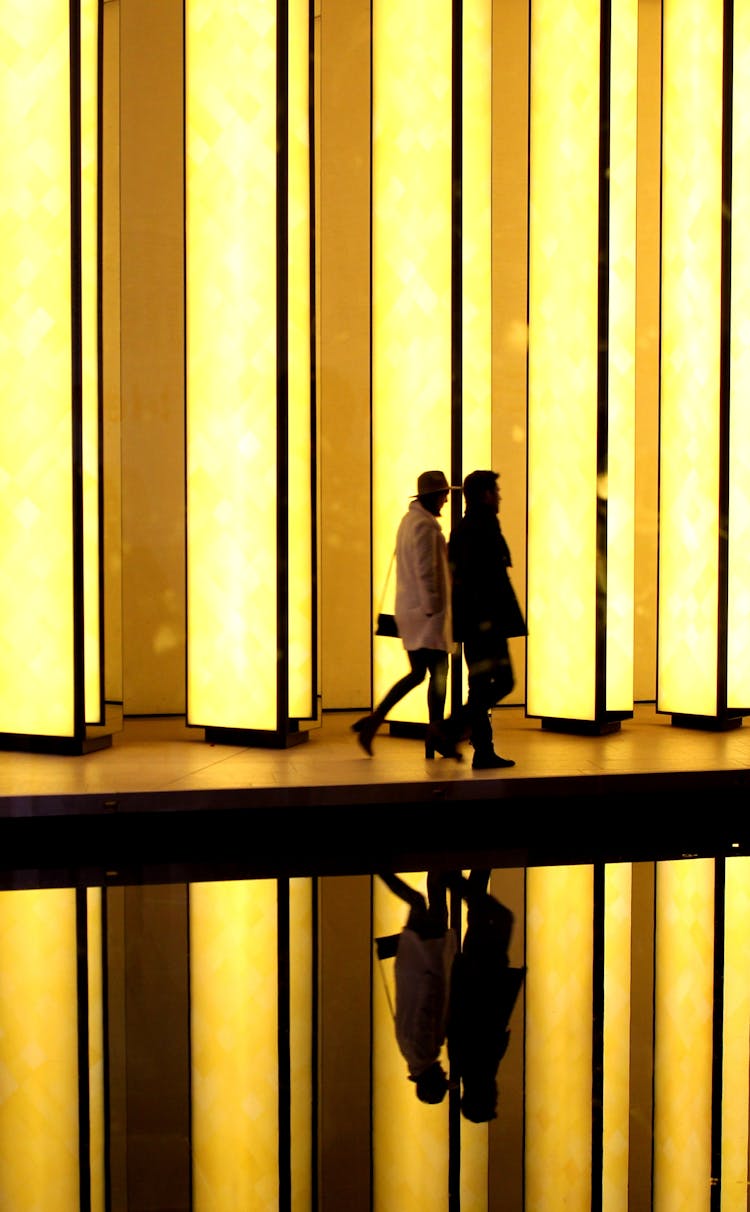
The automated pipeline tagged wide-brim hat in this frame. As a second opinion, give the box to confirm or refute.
[412,469,461,496]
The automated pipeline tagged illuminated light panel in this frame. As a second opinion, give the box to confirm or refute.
[289,878,313,1207]
[721,857,750,1212]
[525,866,593,1211]
[527,0,636,722]
[186,1,279,733]
[653,860,714,1209]
[287,0,314,719]
[0,889,79,1211]
[605,0,637,711]
[657,0,723,716]
[602,863,632,1211]
[527,0,601,720]
[728,5,750,709]
[0,2,75,736]
[372,0,453,723]
[82,0,101,723]
[87,889,105,1212]
[190,880,280,1212]
[372,873,450,1210]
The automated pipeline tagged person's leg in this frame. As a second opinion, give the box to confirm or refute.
[424,650,449,757]
[464,637,514,768]
[353,650,430,754]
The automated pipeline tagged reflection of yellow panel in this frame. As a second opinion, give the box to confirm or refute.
[190,880,279,1212]
[602,863,632,1212]
[0,3,75,737]
[82,0,101,723]
[658,0,722,715]
[373,874,450,1210]
[289,878,313,1211]
[605,0,637,712]
[653,860,714,1209]
[186,1,278,731]
[372,0,453,723]
[728,6,750,709]
[87,889,105,1212]
[0,889,79,1212]
[721,857,750,1212]
[288,0,313,720]
[527,0,600,721]
[525,866,592,1212]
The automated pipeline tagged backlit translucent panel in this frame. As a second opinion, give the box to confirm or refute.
[527,0,600,721]
[525,866,593,1212]
[373,874,450,1211]
[87,889,105,1212]
[602,864,632,1212]
[289,878,312,1212]
[462,0,492,473]
[0,889,79,1212]
[653,860,714,1212]
[728,5,750,710]
[372,0,453,723]
[658,0,723,716]
[0,2,75,737]
[82,0,101,723]
[721,857,750,1212]
[288,0,313,720]
[605,0,637,712]
[190,880,279,1212]
[186,0,278,731]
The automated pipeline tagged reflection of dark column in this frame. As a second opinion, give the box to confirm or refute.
[710,858,725,1212]
[76,889,92,1212]
[591,864,605,1212]
[448,877,463,1212]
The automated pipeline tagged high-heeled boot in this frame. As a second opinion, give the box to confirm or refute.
[351,712,380,756]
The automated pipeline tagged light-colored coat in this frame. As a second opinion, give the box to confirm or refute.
[394,500,454,652]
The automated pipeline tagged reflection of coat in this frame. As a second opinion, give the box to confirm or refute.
[449,505,526,644]
[394,500,453,652]
[394,926,458,1078]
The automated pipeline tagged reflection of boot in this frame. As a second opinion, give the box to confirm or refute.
[352,713,380,756]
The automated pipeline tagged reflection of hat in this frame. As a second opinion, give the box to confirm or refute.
[414,470,461,497]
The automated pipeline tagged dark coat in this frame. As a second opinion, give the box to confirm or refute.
[448,505,527,644]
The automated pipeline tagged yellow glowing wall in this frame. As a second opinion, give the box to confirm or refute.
[525,865,593,1211]
[0,889,80,1212]
[187,1,314,734]
[657,0,723,716]
[0,3,76,737]
[527,0,636,722]
[653,859,714,1210]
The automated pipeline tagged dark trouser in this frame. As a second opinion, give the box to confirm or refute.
[459,633,513,756]
[375,648,449,723]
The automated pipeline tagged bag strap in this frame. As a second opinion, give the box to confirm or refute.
[376,549,396,616]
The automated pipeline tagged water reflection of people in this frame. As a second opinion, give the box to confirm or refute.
[448,870,525,1123]
[377,871,458,1104]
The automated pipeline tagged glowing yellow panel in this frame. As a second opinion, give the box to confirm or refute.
[658,0,723,716]
[287,0,314,720]
[0,2,75,737]
[186,0,279,731]
[190,880,279,1212]
[602,863,632,1212]
[653,860,714,1210]
[525,866,592,1212]
[527,0,600,721]
[289,878,313,1211]
[372,0,453,722]
[728,6,750,710]
[462,0,492,473]
[721,857,750,1212]
[373,874,450,1210]
[605,0,637,712]
[82,0,101,723]
[0,889,79,1212]
[87,889,105,1212]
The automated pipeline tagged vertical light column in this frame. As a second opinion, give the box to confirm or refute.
[0,890,81,1212]
[658,0,750,727]
[371,0,492,729]
[526,0,637,731]
[186,0,316,748]
[721,856,750,1212]
[652,859,714,1211]
[602,863,633,1212]
[0,0,109,753]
